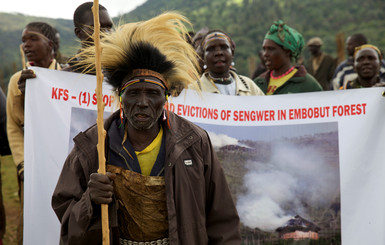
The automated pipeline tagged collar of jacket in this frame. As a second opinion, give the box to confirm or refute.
[254,65,308,94]
[107,116,167,176]
[73,110,201,170]
[256,65,307,84]
[72,110,119,158]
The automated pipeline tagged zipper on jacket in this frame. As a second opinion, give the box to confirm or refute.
[109,147,133,171]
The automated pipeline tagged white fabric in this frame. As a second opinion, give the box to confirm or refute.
[214,77,236,95]
[24,68,385,245]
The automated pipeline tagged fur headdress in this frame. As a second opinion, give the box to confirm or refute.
[75,12,200,95]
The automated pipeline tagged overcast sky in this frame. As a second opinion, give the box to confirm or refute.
[1,0,146,20]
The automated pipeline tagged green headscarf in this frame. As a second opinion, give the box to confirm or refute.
[265,20,304,61]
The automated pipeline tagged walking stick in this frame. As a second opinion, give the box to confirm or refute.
[92,1,109,244]
[19,44,26,70]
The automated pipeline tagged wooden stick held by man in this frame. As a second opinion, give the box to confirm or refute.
[52,12,241,245]
[91,1,109,244]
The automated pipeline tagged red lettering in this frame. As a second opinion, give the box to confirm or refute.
[233,110,275,121]
[52,88,69,101]
[332,104,367,117]
[269,110,275,120]
[256,110,274,121]
[344,105,350,115]
[351,104,356,115]
[63,89,69,101]
[103,95,112,107]
[233,111,239,121]
[169,103,175,112]
[92,94,97,105]
[182,105,188,116]
[362,103,367,114]
[177,104,182,115]
[256,111,264,121]
[213,109,219,120]
[58,88,63,100]
[52,87,58,99]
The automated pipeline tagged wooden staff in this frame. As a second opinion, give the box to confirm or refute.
[92,1,109,244]
[19,44,26,70]
[336,32,345,66]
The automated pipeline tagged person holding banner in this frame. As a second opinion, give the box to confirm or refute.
[254,20,322,95]
[52,12,240,245]
[64,2,113,73]
[198,29,264,96]
[6,21,62,245]
[344,44,385,89]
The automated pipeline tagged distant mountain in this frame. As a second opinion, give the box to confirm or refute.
[1,0,384,90]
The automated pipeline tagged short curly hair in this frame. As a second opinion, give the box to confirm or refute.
[73,2,107,28]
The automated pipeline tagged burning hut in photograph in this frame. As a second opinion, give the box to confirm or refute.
[276,215,321,240]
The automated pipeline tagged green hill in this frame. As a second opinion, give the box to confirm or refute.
[0,13,77,90]
[1,0,384,91]
[120,0,385,77]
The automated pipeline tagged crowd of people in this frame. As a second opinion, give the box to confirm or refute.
[0,1,384,244]
[191,22,385,95]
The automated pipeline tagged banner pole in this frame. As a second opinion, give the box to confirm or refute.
[92,1,109,245]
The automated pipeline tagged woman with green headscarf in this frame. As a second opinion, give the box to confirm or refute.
[254,20,322,95]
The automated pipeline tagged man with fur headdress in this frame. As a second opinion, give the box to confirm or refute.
[52,12,241,245]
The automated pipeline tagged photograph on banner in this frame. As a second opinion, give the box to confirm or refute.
[197,122,341,244]
[25,69,385,245]
[68,107,114,153]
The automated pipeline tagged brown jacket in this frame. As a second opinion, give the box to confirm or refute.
[52,110,241,245]
[306,53,336,91]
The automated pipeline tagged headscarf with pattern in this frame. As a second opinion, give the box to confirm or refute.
[354,44,382,60]
[265,20,304,61]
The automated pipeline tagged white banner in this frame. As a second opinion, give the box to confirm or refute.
[24,67,385,244]
[24,68,116,245]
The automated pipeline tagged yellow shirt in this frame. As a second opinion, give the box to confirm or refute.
[266,68,298,95]
[135,126,163,176]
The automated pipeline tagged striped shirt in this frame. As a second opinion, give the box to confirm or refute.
[331,58,385,90]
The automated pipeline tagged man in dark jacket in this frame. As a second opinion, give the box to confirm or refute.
[306,37,336,91]
[52,13,240,245]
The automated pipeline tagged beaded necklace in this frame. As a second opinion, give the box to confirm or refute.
[208,73,232,85]
[270,66,295,79]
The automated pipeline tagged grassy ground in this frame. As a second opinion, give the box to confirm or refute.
[1,155,21,245]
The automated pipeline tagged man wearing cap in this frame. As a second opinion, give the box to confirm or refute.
[52,13,240,245]
[306,37,336,91]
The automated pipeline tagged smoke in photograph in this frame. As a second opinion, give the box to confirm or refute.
[236,141,339,231]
